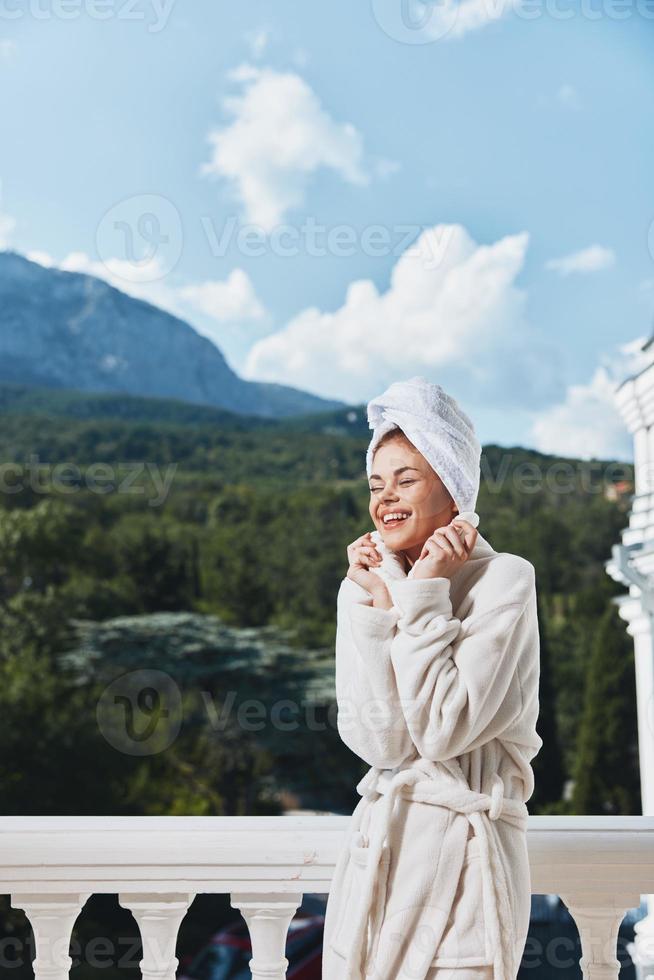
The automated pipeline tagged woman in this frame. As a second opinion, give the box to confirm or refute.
[321,377,543,980]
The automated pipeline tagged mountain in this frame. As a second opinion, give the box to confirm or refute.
[0,379,369,432]
[0,250,347,418]
[0,381,277,429]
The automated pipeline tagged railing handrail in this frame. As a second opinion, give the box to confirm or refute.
[0,815,653,897]
[2,816,653,978]
[0,814,653,829]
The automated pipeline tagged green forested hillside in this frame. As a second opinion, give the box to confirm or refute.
[0,381,367,433]
[0,387,639,822]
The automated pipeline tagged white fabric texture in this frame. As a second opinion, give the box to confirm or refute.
[365,376,482,516]
[322,527,543,980]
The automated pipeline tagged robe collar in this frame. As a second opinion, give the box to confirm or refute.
[369,521,496,585]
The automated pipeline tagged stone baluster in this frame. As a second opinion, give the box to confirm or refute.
[118,892,195,980]
[561,891,642,980]
[11,892,90,980]
[230,892,303,980]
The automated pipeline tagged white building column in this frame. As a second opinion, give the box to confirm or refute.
[636,426,652,494]
[615,598,654,816]
[627,601,654,980]
[609,356,654,978]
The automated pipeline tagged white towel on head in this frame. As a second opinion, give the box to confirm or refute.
[365,376,482,519]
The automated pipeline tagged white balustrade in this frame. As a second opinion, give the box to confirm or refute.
[11,893,90,980]
[0,814,653,980]
[118,893,195,980]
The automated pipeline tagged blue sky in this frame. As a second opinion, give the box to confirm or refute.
[1,0,653,460]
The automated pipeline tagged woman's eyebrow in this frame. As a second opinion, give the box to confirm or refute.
[369,466,421,480]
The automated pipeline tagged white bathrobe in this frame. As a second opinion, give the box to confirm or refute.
[322,527,543,980]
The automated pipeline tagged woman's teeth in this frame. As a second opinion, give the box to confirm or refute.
[382,513,411,527]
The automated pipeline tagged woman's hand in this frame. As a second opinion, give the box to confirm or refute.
[411,518,478,580]
[346,532,393,607]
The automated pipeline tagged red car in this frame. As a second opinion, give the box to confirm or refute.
[178,909,325,980]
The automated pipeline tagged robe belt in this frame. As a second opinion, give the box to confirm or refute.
[341,762,529,980]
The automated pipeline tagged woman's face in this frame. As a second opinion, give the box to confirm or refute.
[368,436,457,550]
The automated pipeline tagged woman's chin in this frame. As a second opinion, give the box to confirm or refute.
[380,527,413,547]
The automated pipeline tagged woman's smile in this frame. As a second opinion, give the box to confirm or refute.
[380,512,412,530]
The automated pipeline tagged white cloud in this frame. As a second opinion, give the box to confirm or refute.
[60,250,162,282]
[557,83,582,110]
[25,250,269,355]
[178,269,267,323]
[545,244,615,276]
[25,249,55,267]
[56,250,181,312]
[419,0,523,40]
[242,222,556,404]
[449,0,521,36]
[529,365,632,460]
[201,64,369,230]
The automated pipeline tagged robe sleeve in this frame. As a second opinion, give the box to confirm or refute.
[334,576,415,769]
[384,557,535,762]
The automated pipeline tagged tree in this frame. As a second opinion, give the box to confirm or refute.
[531,590,566,811]
[571,601,641,814]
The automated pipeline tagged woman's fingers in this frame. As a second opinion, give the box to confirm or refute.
[431,529,455,558]
[348,539,381,566]
[432,522,476,556]
[349,523,475,578]
[440,524,468,559]
[418,538,434,561]
[419,526,466,563]
[357,538,381,559]
[451,519,478,552]
[462,526,478,553]
[413,520,478,579]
